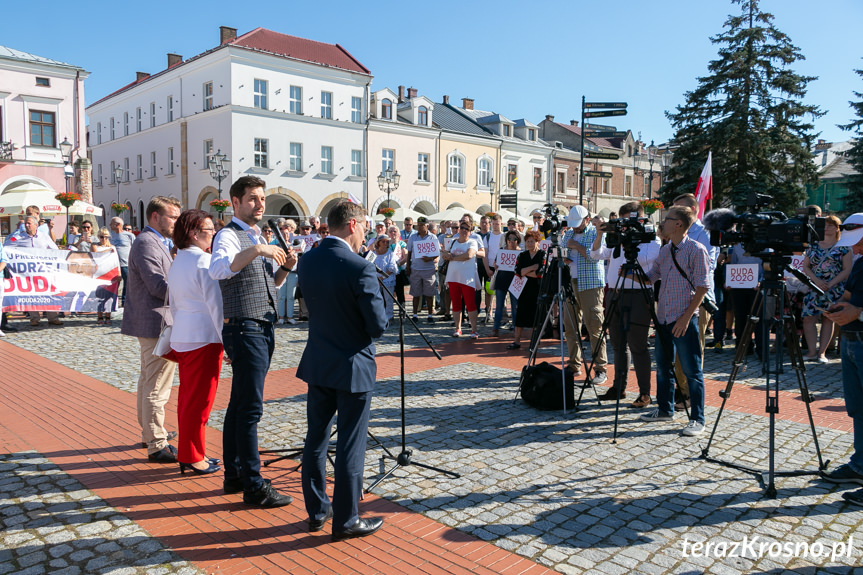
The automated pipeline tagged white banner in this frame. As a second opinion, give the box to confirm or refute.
[508,274,527,299]
[496,250,520,272]
[726,263,758,289]
[784,254,805,279]
[412,236,439,258]
[296,234,316,251]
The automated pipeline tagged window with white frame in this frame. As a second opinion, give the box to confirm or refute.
[203,139,213,167]
[557,172,566,194]
[254,138,268,168]
[167,96,174,121]
[254,79,267,109]
[418,106,428,126]
[136,154,143,180]
[123,157,130,182]
[528,128,536,141]
[110,161,116,184]
[149,102,156,127]
[203,82,214,111]
[351,150,363,177]
[624,175,632,196]
[507,164,518,189]
[381,98,392,120]
[96,122,102,144]
[478,158,491,187]
[29,111,55,147]
[448,153,465,185]
[351,96,362,123]
[603,178,610,194]
[503,125,511,137]
[381,149,394,174]
[123,112,129,136]
[321,91,332,119]
[136,107,142,132]
[167,147,174,174]
[150,151,156,178]
[417,153,429,182]
[321,146,333,174]
[97,164,103,186]
[110,117,115,140]
[533,167,542,191]
[289,86,302,114]
[289,142,303,172]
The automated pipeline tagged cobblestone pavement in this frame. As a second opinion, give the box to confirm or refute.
[1,312,860,574]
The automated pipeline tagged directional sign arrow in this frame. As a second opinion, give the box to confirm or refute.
[584,170,613,178]
[584,130,628,138]
[584,151,621,160]
[584,102,627,109]
[583,123,617,131]
[584,110,627,118]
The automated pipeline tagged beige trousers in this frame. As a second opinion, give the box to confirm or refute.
[137,337,177,454]
[673,306,710,397]
[563,282,607,373]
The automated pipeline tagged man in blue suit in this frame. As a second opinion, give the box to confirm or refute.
[298,200,387,541]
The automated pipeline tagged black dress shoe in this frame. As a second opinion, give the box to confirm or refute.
[223,478,245,494]
[148,444,178,463]
[1,325,17,332]
[141,430,177,448]
[332,517,384,541]
[179,461,221,475]
[309,507,333,532]
[599,388,625,401]
[243,482,293,508]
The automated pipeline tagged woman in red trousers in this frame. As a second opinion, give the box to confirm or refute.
[168,209,224,475]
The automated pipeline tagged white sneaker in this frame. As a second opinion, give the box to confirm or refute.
[590,372,608,385]
[286,318,297,325]
[276,319,285,325]
[0,330,5,337]
[682,421,705,436]
[640,408,674,422]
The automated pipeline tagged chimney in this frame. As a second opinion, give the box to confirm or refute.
[398,85,405,103]
[462,98,474,110]
[545,115,554,122]
[443,95,449,105]
[167,53,182,68]
[407,87,418,98]
[570,120,578,126]
[220,26,237,44]
[136,71,149,82]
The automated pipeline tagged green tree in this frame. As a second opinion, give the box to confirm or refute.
[661,0,822,214]
[840,67,863,214]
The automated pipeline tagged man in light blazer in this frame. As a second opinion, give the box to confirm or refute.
[298,200,388,541]
[121,196,182,462]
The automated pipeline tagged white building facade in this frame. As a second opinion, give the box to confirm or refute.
[87,27,371,228]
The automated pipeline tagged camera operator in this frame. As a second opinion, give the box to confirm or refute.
[591,201,661,407]
[641,205,711,436]
[563,205,607,383]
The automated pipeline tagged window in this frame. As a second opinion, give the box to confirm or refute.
[203,81,214,111]
[417,153,429,182]
[289,86,302,114]
[96,122,102,145]
[418,106,428,126]
[321,146,333,174]
[351,96,362,123]
[533,167,542,191]
[167,96,174,121]
[289,142,303,172]
[351,150,363,177]
[503,125,511,137]
[528,128,536,141]
[149,102,156,127]
[203,139,214,167]
[35,77,50,87]
[321,91,332,119]
[625,175,632,196]
[136,154,143,180]
[254,138,268,168]
[97,164,103,186]
[110,161,116,184]
[478,158,491,187]
[29,110,55,147]
[150,151,156,178]
[448,154,464,185]
[381,149,394,174]
[507,164,518,189]
[381,98,392,119]
[167,147,174,174]
[110,117,115,140]
[254,79,267,109]
[123,157,130,182]
[136,108,142,132]
[557,172,566,194]
[123,112,129,136]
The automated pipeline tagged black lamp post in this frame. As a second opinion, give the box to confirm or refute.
[208,149,230,200]
[645,140,657,200]
[377,169,400,211]
[114,164,124,217]
[488,177,496,212]
[59,138,74,241]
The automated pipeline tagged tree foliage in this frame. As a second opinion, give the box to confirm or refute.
[660,0,822,214]
[840,67,863,214]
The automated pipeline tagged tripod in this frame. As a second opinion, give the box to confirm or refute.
[701,254,827,498]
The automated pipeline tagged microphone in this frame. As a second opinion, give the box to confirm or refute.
[703,208,736,232]
[267,218,291,254]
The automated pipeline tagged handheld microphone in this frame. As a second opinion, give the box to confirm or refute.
[267,219,291,254]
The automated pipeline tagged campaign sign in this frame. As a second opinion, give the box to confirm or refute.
[412,236,439,258]
[508,274,527,299]
[496,250,520,272]
[726,263,759,289]
[297,235,316,250]
[784,255,805,279]
[2,247,121,312]
[539,239,553,252]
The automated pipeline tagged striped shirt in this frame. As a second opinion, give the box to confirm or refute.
[648,235,710,325]
[565,224,605,292]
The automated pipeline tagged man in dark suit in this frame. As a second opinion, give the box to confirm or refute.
[120,196,182,462]
[298,200,388,541]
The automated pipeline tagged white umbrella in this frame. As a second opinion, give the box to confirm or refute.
[389,206,424,222]
[427,206,482,223]
[496,208,531,225]
[0,182,102,216]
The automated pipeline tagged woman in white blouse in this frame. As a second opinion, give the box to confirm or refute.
[168,209,224,476]
[442,222,481,338]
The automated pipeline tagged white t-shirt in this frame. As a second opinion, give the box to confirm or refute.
[485,231,505,269]
[445,238,480,287]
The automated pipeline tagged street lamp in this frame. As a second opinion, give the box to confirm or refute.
[59,138,74,241]
[377,168,400,210]
[114,164,124,216]
[488,177,496,212]
[208,149,231,200]
[645,140,657,200]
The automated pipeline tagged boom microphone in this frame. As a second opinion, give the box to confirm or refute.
[703,208,736,232]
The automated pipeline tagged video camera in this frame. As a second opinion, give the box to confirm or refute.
[603,214,657,251]
[705,192,824,256]
[539,203,566,236]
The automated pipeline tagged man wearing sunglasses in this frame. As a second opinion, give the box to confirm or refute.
[822,213,863,504]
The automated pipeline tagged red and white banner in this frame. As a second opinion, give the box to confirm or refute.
[695,151,713,219]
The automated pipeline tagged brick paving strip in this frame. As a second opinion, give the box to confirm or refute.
[2,318,863,574]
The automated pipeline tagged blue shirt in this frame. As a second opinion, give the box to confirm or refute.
[843,256,863,332]
[688,219,718,302]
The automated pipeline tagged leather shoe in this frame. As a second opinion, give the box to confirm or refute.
[309,507,334,532]
[223,478,245,494]
[598,387,624,401]
[148,444,177,463]
[332,517,384,541]
[142,430,177,448]
[243,482,293,508]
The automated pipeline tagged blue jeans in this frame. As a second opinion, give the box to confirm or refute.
[494,289,518,330]
[221,320,275,491]
[120,266,129,306]
[842,337,863,474]
[277,272,298,319]
[655,315,705,424]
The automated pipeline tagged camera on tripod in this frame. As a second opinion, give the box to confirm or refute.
[603,214,656,251]
[539,203,567,236]
[706,192,825,256]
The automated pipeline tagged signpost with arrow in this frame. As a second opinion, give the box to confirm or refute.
[579,97,627,207]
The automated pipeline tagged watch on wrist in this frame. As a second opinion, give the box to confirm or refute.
[280,264,291,272]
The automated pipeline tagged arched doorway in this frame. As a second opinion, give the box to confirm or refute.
[412,200,436,215]
[265,187,309,221]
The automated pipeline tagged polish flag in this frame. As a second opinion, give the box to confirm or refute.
[346,192,362,205]
[694,152,712,219]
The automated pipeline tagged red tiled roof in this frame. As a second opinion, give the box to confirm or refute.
[556,122,624,149]
[229,27,370,75]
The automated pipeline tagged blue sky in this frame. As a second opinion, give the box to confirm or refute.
[4,0,861,145]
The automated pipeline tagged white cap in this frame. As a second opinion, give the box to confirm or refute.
[568,205,589,224]
[835,213,863,248]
